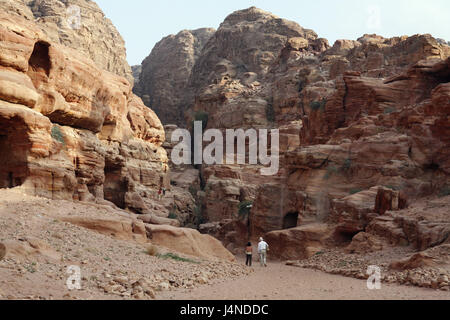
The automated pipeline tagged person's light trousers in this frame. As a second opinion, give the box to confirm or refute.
[259,250,267,266]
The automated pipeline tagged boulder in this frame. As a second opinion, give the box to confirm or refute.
[59,216,147,244]
[375,187,407,215]
[345,232,384,254]
[1,238,61,262]
[389,252,438,271]
[264,223,331,260]
[138,214,180,227]
[145,225,235,261]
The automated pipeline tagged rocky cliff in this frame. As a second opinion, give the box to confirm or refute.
[134,28,215,127]
[0,10,168,215]
[0,0,134,83]
[1,2,449,293]
[135,7,450,283]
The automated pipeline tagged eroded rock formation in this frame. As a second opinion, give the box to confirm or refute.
[0,0,133,83]
[0,11,168,215]
[135,28,215,126]
[136,7,450,267]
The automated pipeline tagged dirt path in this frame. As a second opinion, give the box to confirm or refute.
[158,258,450,300]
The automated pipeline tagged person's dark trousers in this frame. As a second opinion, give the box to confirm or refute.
[246,255,252,266]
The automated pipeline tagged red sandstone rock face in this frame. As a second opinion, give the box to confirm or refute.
[146,224,236,261]
[0,0,134,83]
[0,12,168,215]
[135,28,215,127]
[156,7,450,261]
[265,223,332,260]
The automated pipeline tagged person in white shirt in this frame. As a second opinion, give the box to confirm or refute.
[258,237,269,267]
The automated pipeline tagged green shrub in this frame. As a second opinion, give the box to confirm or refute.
[439,186,450,197]
[266,103,275,123]
[324,165,338,180]
[309,99,327,111]
[238,200,253,219]
[384,185,401,191]
[25,264,36,273]
[349,188,363,195]
[157,253,199,264]
[189,185,198,198]
[168,212,178,220]
[341,158,352,171]
[384,107,397,114]
[194,111,209,129]
[51,125,65,145]
[194,205,205,227]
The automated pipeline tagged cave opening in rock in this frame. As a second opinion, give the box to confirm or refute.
[283,211,299,229]
[424,162,440,172]
[27,41,51,88]
[29,41,51,76]
[0,116,30,189]
[333,229,360,246]
[103,161,126,209]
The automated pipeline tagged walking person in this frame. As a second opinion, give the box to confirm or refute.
[245,242,253,267]
[158,187,162,200]
[258,237,269,267]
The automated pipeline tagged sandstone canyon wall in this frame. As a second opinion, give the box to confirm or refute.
[1,1,449,270]
[135,7,450,259]
[0,9,168,216]
[0,0,134,83]
[134,28,216,127]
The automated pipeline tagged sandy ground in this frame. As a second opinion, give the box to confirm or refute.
[0,189,250,300]
[1,188,449,300]
[158,258,450,300]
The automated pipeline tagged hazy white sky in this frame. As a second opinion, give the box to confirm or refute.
[95,0,450,66]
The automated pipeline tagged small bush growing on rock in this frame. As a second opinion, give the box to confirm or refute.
[324,165,338,180]
[238,200,253,219]
[324,159,352,180]
[145,244,159,256]
[168,212,178,220]
[194,111,209,129]
[157,252,199,264]
[51,125,65,145]
[265,103,275,123]
[194,205,206,227]
[384,107,397,114]
[309,98,327,111]
[25,264,36,273]
[439,186,450,197]
[189,185,198,198]
[341,158,352,171]
[384,185,401,191]
[349,188,363,195]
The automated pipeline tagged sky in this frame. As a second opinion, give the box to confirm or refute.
[95,0,450,66]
